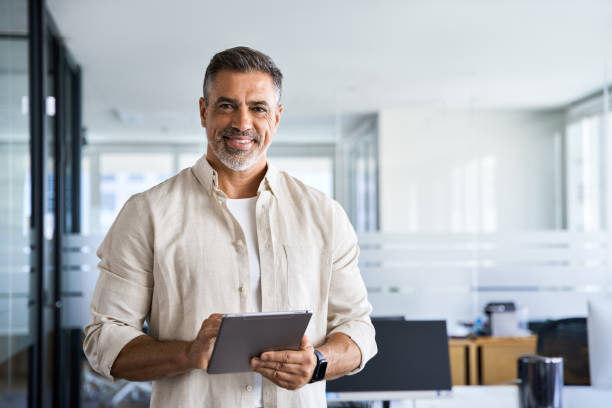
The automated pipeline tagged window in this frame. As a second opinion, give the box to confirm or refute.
[95,153,173,233]
[269,156,334,197]
[566,112,610,231]
[178,152,203,170]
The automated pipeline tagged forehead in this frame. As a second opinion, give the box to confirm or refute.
[209,70,276,102]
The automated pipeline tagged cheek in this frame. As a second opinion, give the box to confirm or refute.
[208,115,230,132]
[260,132,273,149]
[258,119,275,141]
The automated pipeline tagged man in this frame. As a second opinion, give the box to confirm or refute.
[83,46,377,408]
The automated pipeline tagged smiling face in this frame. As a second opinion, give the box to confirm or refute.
[199,70,283,172]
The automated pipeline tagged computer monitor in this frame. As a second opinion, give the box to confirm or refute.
[588,298,612,388]
[326,319,452,403]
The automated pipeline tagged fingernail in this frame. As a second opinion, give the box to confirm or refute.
[262,354,268,361]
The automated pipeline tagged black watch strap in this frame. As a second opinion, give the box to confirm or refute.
[309,349,328,383]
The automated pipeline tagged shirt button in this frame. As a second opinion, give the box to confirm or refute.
[246,384,253,392]
[238,286,245,294]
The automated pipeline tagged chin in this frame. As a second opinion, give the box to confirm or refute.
[221,154,261,172]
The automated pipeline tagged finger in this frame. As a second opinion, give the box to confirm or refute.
[254,366,301,386]
[250,358,309,376]
[199,314,223,330]
[202,327,220,339]
[202,322,221,334]
[262,375,294,391]
[203,321,222,337]
[199,318,223,340]
[204,318,223,329]
[260,350,307,365]
[272,379,298,391]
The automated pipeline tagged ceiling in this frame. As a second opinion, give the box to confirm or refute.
[47,0,612,141]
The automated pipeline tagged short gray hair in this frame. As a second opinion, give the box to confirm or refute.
[202,46,283,105]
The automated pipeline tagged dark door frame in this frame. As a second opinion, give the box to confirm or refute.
[29,1,83,406]
[29,1,45,406]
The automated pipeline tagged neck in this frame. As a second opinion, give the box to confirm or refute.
[206,148,267,199]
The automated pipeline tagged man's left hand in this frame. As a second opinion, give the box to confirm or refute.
[250,335,317,390]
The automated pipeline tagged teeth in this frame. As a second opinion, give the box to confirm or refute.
[234,140,251,144]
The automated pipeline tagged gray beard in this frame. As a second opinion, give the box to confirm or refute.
[209,128,263,171]
[212,145,261,171]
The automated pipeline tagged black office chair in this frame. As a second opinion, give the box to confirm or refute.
[536,317,590,385]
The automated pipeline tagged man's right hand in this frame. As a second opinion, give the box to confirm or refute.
[187,313,224,370]
[109,313,224,382]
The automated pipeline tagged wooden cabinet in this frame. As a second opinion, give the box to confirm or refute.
[475,335,537,385]
[448,339,473,386]
[449,335,537,386]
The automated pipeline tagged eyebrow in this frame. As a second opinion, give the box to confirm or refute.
[248,100,270,108]
[214,97,271,109]
[214,97,238,106]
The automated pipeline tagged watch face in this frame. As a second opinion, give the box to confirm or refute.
[312,350,328,382]
[318,359,328,380]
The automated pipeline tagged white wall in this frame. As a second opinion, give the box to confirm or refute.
[379,107,565,232]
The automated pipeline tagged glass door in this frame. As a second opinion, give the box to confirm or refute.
[0,2,83,406]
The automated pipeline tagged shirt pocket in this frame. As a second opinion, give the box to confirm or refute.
[283,244,330,312]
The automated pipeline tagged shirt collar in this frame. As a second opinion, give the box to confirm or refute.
[192,155,280,198]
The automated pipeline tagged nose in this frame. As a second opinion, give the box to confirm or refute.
[231,105,252,132]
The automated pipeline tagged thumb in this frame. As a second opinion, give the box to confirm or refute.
[300,334,313,351]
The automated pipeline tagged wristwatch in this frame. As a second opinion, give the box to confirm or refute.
[309,349,328,383]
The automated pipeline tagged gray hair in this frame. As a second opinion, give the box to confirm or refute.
[202,46,283,105]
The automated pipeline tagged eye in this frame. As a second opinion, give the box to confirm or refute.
[252,106,267,113]
[218,103,233,110]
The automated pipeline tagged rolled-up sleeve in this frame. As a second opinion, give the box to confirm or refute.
[83,194,154,381]
[326,201,377,374]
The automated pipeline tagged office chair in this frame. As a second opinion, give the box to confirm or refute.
[536,317,590,385]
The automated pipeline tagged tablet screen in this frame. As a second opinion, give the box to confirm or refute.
[207,310,312,374]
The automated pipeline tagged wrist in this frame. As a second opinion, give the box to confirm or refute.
[184,340,200,370]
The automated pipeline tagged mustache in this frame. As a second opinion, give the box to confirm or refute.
[218,127,261,142]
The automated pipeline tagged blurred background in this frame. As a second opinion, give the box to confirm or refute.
[1,0,611,406]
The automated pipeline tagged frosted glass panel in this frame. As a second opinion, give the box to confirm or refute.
[0,33,31,406]
[270,156,333,197]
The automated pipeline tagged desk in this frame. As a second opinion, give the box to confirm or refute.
[381,386,612,408]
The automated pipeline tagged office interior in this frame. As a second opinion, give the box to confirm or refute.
[2,0,612,407]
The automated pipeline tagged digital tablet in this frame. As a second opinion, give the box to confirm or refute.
[206,310,312,374]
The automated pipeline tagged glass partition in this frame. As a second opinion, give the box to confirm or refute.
[375,79,612,328]
[0,2,31,404]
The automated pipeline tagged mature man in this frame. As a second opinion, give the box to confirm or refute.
[83,46,377,408]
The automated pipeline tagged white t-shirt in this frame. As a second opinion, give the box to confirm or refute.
[226,197,263,408]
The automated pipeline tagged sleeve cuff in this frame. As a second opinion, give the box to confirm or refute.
[95,325,145,381]
[328,320,378,374]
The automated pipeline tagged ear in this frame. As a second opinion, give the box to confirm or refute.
[273,104,283,131]
[199,97,207,128]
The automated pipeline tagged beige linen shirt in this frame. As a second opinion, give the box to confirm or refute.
[83,156,377,408]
